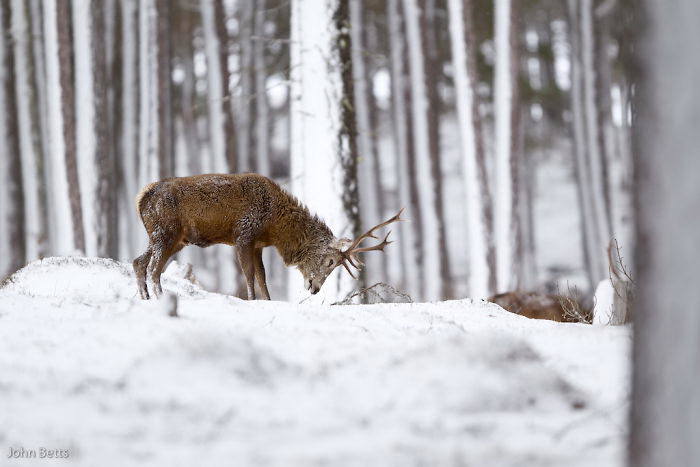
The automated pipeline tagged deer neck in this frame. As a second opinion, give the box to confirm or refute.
[271,208,334,267]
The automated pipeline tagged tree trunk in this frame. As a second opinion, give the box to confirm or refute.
[175,7,201,176]
[201,0,237,174]
[11,0,49,261]
[91,0,118,258]
[447,0,497,298]
[631,1,700,463]
[423,0,452,299]
[45,0,85,254]
[402,0,443,301]
[254,0,270,177]
[351,0,383,288]
[238,0,255,173]
[138,0,151,186]
[72,0,117,258]
[387,0,422,298]
[567,0,606,290]
[1,0,26,274]
[288,0,360,303]
[138,0,173,185]
[29,0,51,257]
[581,0,611,251]
[120,0,140,257]
[155,0,173,179]
[493,0,522,293]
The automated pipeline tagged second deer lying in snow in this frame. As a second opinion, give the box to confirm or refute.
[133,173,403,300]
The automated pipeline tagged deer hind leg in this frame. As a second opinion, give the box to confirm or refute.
[254,248,271,300]
[235,242,257,300]
[133,247,153,300]
[147,235,183,298]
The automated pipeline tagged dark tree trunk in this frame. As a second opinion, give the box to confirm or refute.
[422,0,452,298]
[155,0,173,179]
[21,0,50,259]
[109,0,123,258]
[1,0,26,272]
[254,0,270,176]
[176,7,201,175]
[333,0,361,242]
[213,0,237,172]
[387,0,422,295]
[239,0,255,172]
[56,0,85,253]
[92,0,118,258]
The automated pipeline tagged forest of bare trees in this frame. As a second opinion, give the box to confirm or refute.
[0,0,635,303]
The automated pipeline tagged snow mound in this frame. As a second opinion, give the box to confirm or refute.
[0,257,631,466]
[1,256,206,301]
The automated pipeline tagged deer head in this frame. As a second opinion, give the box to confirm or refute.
[298,209,405,294]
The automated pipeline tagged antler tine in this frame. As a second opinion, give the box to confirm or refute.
[349,231,393,255]
[341,260,357,279]
[344,208,405,253]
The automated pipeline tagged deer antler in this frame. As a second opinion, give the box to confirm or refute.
[340,208,405,276]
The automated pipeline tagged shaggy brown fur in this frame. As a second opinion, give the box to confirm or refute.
[488,291,592,323]
[134,173,351,300]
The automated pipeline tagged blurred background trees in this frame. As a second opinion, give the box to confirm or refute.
[0,0,635,303]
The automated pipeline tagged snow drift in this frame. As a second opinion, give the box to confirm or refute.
[0,257,630,466]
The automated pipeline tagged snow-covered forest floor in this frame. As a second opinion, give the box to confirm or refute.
[0,258,630,466]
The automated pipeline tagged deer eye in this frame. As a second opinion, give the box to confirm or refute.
[327,259,334,267]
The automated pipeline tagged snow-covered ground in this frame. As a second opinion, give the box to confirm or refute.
[0,258,630,466]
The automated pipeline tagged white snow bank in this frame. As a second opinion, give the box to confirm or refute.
[0,257,630,466]
[2,256,205,301]
[593,278,616,325]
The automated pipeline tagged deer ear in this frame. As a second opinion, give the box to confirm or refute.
[331,237,353,251]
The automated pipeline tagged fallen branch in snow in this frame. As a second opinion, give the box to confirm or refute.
[557,284,593,324]
[332,282,413,305]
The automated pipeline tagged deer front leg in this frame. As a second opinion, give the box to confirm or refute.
[236,242,256,300]
[133,247,153,300]
[254,248,271,300]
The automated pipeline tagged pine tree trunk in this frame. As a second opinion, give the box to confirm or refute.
[12,0,50,260]
[402,0,444,301]
[138,0,173,184]
[350,0,382,287]
[364,26,389,283]
[91,0,118,258]
[176,8,201,176]
[493,0,521,293]
[120,0,140,257]
[137,0,151,187]
[1,0,26,273]
[47,0,85,254]
[631,1,700,462]
[288,0,360,303]
[201,0,237,173]
[387,0,422,297]
[29,0,51,257]
[447,0,497,298]
[254,0,270,177]
[238,0,255,173]
[423,0,452,299]
[580,0,611,254]
[155,0,172,179]
[567,0,605,290]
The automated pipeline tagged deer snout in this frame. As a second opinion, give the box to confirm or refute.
[305,278,321,294]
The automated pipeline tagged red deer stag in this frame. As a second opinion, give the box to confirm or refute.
[489,291,592,323]
[133,173,403,300]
